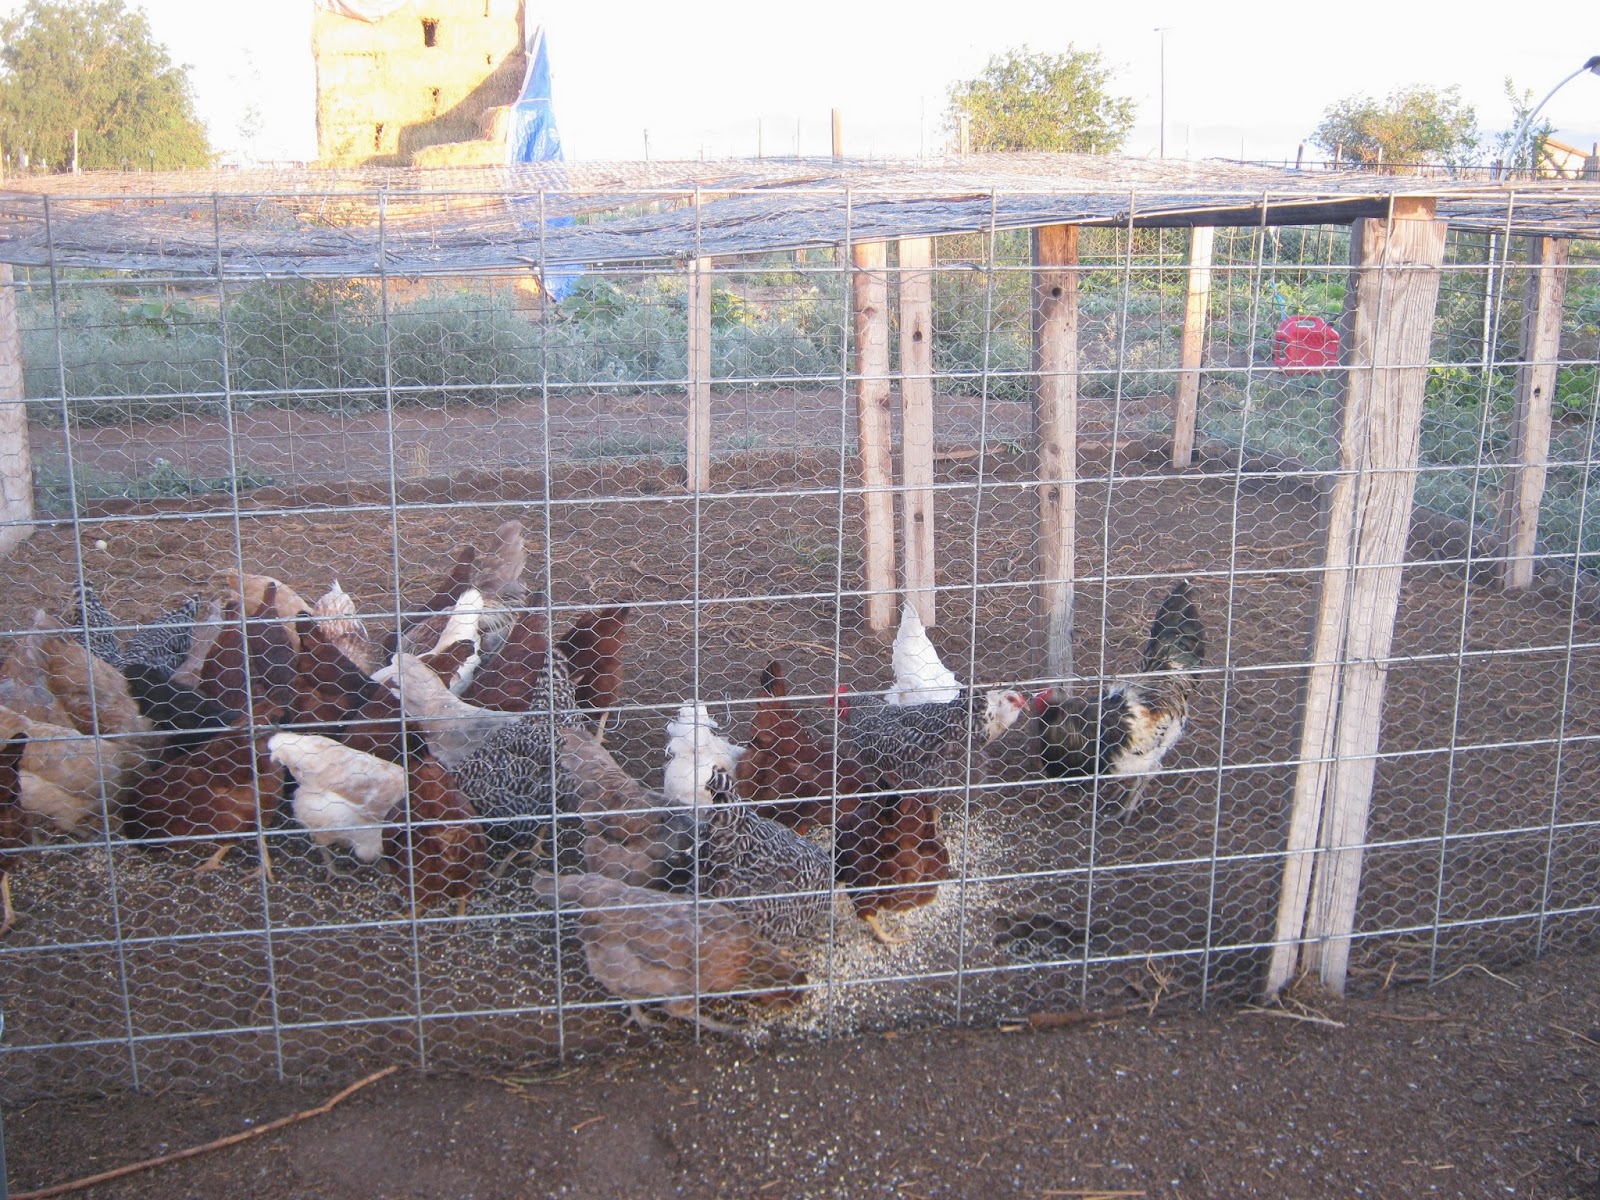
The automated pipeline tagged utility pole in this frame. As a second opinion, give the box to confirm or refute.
[1154,28,1171,160]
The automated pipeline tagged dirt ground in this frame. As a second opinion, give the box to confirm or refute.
[7,947,1600,1199]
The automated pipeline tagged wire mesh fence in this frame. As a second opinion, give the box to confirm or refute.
[0,167,1597,1100]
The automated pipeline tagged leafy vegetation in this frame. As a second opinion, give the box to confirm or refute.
[0,0,210,171]
[945,46,1135,154]
[1310,84,1480,169]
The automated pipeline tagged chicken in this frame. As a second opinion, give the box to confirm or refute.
[268,731,405,867]
[423,588,484,695]
[458,602,576,716]
[836,684,1029,791]
[887,602,960,706]
[532,871,807,1038]
[449,708,588,861]
[834,785,948,945]
[0,703,140,833]
[198,586,298,723]
[1034,578,1206,817]
[64,583,200,674]
[308,581,378,675]
[122,726,284,876]
[122,662,240,759]
[0,620,75,727]
[395,520,525,658]
[169,597,224,689]
[565,728,831,949]
[372,653,523,769]
[210,571,313,648]
[287,615,383,735]
[0,725,30,934]
[384,756,486,918]
[40,634,154,744]
[662,703,741,808]
[554,606,631,720]
[736,661,867,833]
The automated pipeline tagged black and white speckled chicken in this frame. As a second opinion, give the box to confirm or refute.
[836,684,1029,791]
[566,729,831,950]
[1034,578,1205,817]
[66,583,199,674]
[446,704,588,857]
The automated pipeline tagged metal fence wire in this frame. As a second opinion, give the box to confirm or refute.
[0,164,1597,1099]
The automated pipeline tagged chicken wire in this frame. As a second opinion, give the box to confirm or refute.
[0,173,1597,1101]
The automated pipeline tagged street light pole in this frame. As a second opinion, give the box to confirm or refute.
[1506,54,1600,176]
[1154,27,1171,160]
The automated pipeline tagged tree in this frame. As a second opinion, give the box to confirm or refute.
[1310,84,1479,170]
[1492,78,1557,174]
[0,0,211,172]
[946,46,1136,155]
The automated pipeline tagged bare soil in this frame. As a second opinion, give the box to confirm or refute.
[7,948,1600,1199]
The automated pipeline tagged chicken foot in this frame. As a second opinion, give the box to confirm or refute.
[862,912,911,946]
[660,999,759,1040]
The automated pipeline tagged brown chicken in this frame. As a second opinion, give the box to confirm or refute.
[736,661,865,833]
[555,606,631,718]
[383,756,487,918]
[459,602,558,712]
[0,723,31,934]
[533,871,807,1037]
[0,622,75,727]
[122,727,285,876]
[833,787,949,945]
[199,586,299,723]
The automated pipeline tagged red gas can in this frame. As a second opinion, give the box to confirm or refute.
[1273,315,1341,374]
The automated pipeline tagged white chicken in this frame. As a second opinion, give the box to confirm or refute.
[268,732,405,865]
[430,587,484,695]
[887,602,960,706]
[309,580,377,675]
[371,653,520,769]
[662,703,742,808]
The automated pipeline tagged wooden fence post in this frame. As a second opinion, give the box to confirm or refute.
[0,264,33,558]
[1266,199,1448,999]
[853,240,897,633]
[685,256,713,493]
[1171,226,1215,469]
[898,237,936,627]
[1032,225,1079,681]
[1496,236,1571,591]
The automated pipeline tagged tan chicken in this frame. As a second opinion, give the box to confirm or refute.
[533,871,807,1038]
[0,703,136,834]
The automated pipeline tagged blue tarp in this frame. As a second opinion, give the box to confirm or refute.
[507,27,577,302]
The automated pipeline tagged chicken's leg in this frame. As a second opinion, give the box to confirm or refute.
[662,998,756,1039]
[861,911,910,946]
[194,844,235,874]
[0,870,14,936]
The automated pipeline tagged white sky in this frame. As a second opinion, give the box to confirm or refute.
[2,0,1596,165]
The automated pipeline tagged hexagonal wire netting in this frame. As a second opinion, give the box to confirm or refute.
[0,166,1597,1099]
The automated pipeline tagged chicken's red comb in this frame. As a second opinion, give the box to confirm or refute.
[832,685,851,718]
[1030,688,1056,714]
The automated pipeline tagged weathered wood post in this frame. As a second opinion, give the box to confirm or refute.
[1032,225,1080,681]
[1496,236,1571,590]
[685,256,713,492]
[1171,225,1215,469]
[853,240,897,632]
[1266,198,1448,999]
[0,264,33,558]
[898,237,936,627]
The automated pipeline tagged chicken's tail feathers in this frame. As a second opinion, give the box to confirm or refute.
[758,660,788,698]
[1139,579,1205,674]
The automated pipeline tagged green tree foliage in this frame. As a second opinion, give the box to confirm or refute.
[0,0,211,171]
[1310,84,1480,169]
[1492,78,1557,174]
[946,46,1136,154]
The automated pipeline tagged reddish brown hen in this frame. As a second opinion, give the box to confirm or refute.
[383,756,487,918]
[735,661,864,833]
